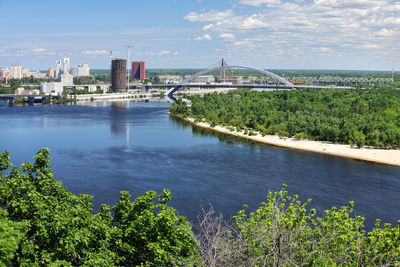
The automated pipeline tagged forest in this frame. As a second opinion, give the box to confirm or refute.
[170,89,400,148]
[1,149,399,266]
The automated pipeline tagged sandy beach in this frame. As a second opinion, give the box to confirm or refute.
[176,116,400,167]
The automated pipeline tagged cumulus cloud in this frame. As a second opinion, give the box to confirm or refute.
[82,50,108,55]
[157,50,179,56]
[32,48,47,52]
[219,33,235,40]
[194,34,212,41]
[184,9,234,22]
[185,0,400,60]
[240,0,280,7]
[203,24,214,30]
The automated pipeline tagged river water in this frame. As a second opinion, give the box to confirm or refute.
[0,100,399,229]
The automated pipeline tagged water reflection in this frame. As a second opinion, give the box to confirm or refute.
[110,102,131,146]
[170,116,265,146]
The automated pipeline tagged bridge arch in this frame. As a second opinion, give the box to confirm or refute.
[166,65,292,98]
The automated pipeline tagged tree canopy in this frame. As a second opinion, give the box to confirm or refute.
[170,89,400,148]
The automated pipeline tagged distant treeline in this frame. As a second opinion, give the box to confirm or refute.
[170,89,400,148]
[91,69,398,79]
[1,149,399,266]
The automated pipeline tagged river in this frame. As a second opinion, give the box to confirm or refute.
[0,99,399,229]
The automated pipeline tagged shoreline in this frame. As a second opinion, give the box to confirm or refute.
[173,115,400,167]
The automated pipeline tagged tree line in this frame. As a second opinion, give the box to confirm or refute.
[1,149,399,266]
[170,89,400,148]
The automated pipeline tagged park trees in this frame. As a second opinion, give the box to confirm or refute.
[170,89,400,148]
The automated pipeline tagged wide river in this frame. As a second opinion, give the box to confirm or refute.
[0,100,399,229]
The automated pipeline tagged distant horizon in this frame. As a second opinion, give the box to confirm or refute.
[10,67,396,74]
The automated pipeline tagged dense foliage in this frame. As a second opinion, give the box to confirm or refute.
[1,150,399,266]
[0,149,198,266]
[170,89,400,148]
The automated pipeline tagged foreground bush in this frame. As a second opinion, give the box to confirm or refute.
[1,149,399,266]
[0,149,198,266]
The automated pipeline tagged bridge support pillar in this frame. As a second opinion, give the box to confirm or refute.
[8,98,14,106]
[28,97,35,105]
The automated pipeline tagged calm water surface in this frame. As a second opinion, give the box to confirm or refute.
[0,100,399,229]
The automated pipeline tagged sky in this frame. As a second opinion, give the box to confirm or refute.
[0,0,399,71]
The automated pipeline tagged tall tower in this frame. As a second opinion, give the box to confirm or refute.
[55,60,61,78]
[63,58,70,75]
[111,58,127,92]
[47,67,54,78]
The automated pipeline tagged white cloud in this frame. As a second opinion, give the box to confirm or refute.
[184,9,234,22]
[82,50,108,55]
[219,33,235,40]
[148,50,179,56]
[313,47,332,52]
[360,44,381,49]
[32,48,47,52]
[375,28,395,37]
[158,50,179,56]
[194,34,212,41]
[203,24,214,30]
[240,14,268,29]
[240,0,280,7]
[185,0,400,61]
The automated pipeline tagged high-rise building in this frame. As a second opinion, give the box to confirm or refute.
[111,58,127,91]
[47,67,54,78]
[78,63,90,77]
[63,58,70,75]
[55,60,61,78]
[71,63,90,78]
[10,64,22,79]
[71,67,78,77]
[131,61,145,80]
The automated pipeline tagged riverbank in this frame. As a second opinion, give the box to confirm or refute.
[74,93,152,102]
[175,115,400,167]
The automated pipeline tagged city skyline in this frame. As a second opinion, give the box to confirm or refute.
[0,0,399,71]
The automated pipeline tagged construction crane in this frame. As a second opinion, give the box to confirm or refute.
[122,44,133,90]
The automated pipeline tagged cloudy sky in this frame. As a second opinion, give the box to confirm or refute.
[0,0,399,70]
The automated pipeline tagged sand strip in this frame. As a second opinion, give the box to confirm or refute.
[174,115,400,167]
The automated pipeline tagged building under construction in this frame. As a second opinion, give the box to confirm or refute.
[111,58,126,91]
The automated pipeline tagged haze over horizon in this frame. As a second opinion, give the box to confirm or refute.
[0,0,399,71]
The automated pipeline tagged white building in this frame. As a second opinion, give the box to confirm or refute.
[55,60,61,78]
[11,64,22,79]
[15,87,40,95]
[154,75,183,84]
[78,63,90,77]
[61,74,73,86]
[71,63,90,78]
[63,58,70,75]
[40,82,63,94]
[192,75,215,84]
[71,67,78,77]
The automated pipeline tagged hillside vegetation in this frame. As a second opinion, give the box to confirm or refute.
[170,89,400,148]
[1,149,399,266]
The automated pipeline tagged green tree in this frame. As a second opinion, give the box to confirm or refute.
[0,149,199,266]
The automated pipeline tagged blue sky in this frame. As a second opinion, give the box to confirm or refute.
[0,0,399,70]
